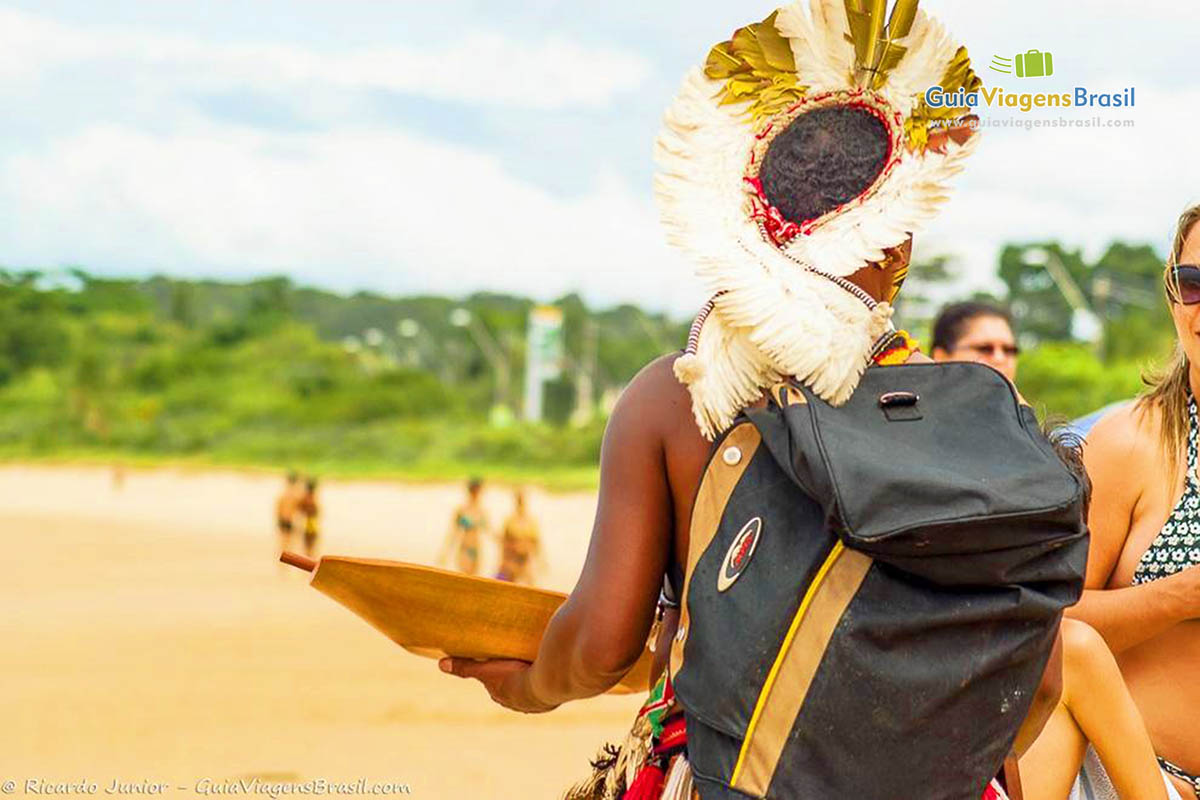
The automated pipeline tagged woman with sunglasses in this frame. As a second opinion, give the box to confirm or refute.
[931,302,1021,382]
[1070,203,1200,800]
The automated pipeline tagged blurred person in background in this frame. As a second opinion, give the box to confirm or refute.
[298,476,321,559]
[439,477,488,575]
[275,471,301,560]
[931,302,1020,383]
[496,488,546,585]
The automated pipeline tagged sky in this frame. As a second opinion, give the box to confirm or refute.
[0,1,1197,315]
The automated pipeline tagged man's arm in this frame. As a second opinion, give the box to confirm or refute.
[1066,405,1200,652]
[441,360,676,711]
[525,376,673,705]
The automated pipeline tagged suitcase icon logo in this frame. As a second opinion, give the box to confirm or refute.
[989,50,1055,79]
[1015,49,1054,78]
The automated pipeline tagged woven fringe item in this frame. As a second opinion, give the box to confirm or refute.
[623,763,666,800]
[563,714,655,800]
[563,732,692,800]
[615,716,654,799]
[562,743,623,800]
[660,756,694,800]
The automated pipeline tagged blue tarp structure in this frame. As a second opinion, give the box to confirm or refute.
[1066,400,1132,438]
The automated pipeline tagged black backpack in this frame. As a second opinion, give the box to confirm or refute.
[668,362,1088,800]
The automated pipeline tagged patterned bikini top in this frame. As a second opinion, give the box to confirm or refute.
[1133,394,1200,585]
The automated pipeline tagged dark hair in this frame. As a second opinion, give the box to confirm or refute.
[759,107,890,224]
[306,477,318,491]
[931,302,1013,353]
[467,477,483,492]
[1047,428,1092,519]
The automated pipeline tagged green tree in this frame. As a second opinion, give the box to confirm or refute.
[998,243,1089,344]
[0,271,70,384]
[1091,243,1170,361]
[169,283,197,328]
[1018,342,1144,420]
[69,342,116,439]
[893,254,956,338]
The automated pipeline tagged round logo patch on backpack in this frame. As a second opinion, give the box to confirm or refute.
[718,517,761,592]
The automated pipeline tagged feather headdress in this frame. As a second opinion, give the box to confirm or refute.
[658,0,981,439]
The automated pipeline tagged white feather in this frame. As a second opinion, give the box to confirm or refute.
[776,1,853,94]
[654,5,979,439]
[681,308,778,439]
[880,11,959,114]
[661,757,694,800]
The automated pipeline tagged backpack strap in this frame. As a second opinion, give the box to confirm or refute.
[730,541,873,797]
[669,421,763,679]
[768,380,807,410]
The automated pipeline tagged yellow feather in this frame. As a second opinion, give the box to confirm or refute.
[703,12,807,123]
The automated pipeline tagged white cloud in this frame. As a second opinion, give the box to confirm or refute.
[916,81,1200,300]
[0,5,694,311]
[0,7,650,110]
[0,121,701,311]
[1042,0,1188,17]
[0,0,1195,321]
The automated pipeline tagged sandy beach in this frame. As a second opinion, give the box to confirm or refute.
[2,465,641,798]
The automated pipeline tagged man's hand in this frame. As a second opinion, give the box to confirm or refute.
[438,658,559,714]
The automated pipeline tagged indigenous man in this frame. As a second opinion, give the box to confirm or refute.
[496,489,545,585]
[441,3,1066,798]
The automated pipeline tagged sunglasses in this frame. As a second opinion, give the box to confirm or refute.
[957,342,1020,358]
[1168,265,1200,305]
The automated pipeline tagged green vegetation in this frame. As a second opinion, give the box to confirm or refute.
[0,239,1177,487]
[900,240,1172,420]
[0,270,687,488]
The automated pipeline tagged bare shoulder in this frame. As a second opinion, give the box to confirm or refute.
[604,354,710,495]
[1083,400,1161,523]
[611,354,695,430]
[620,354,690,403]
[1085,400,1158,469]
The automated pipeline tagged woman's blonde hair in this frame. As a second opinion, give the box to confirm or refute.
[1136,203,1200,482]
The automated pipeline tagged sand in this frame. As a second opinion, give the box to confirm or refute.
[1,465,642,798]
